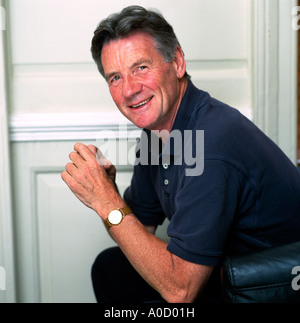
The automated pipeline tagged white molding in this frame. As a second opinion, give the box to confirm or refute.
[0,0,16,303]
[252,0,298,163]
[33,168,132,302]
[277,0,298,164]
[9,112,140,142]
[9,106,253,143]
[252,0,279,141]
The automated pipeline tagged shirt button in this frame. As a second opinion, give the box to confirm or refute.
[163,164,169,170]
[164,179,169,186]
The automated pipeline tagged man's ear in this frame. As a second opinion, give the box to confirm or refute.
[173,46,187,79]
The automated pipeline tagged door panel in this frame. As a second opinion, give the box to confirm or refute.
[37,172,119,303]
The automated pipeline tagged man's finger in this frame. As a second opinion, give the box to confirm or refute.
[65,161,78,176]
[74,142,96,162]
[88,145,98,155]
[69,151,85,168]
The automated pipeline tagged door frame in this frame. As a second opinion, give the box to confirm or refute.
[0,0,16,303]
[253,0,298,164]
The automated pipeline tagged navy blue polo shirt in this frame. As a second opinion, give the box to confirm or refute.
[124,81,300,266]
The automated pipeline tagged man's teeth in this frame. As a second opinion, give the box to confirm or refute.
[131,97,152,108]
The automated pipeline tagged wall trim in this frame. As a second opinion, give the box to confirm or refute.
[252,0,298,163]
[252,0,279,141]
[277,0,298,164]
[9,112,140,142]
[0,0,16,303]
[9,107,253,143]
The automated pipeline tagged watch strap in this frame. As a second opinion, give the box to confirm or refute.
[119,206,132,217]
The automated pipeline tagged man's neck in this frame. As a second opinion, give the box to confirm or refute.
[151,78,188,143]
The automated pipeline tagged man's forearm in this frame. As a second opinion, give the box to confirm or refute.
[106,212,212,303]
[108,213,181,302]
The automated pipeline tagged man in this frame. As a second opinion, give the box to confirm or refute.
[61,6,300,303]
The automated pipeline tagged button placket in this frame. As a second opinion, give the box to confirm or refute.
[162,163,170,189]
[163,163,169,170]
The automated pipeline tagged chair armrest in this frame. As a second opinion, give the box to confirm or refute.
[222,241,300,303]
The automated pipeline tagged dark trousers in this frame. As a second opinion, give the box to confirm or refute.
[91,246,223,303]
[91,247,164,303]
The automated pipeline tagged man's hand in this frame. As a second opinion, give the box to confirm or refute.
[62,143,213,302]
[61,143,125,219]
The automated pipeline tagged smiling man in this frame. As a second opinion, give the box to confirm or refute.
[61,6,300,303]
[101,32,187,133]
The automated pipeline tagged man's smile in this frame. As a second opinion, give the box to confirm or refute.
[129,96,154,109]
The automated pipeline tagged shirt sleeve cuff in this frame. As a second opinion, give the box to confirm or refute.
[167,239,222,267]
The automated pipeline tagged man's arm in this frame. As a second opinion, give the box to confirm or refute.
[61,143,213,303]
[107,214,213,302]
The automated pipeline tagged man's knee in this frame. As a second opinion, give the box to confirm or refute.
[91,246,121,281]
[91,247,123,302]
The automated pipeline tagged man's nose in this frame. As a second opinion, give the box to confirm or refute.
[122,75,142,98]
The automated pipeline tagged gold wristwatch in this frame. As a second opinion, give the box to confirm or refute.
[104,206,132,230]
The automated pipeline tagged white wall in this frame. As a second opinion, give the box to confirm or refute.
[0,0,297,303]
[8,0,251,118]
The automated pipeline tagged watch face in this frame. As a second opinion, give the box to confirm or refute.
[108,210,123,225]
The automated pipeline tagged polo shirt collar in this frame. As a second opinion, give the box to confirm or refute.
[171,80,201,133]
[148,81,204,161]
[161,81,201,158]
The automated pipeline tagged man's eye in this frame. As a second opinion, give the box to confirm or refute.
[135,66,149,76]
[138,66,147,71]
[111,75,121,83]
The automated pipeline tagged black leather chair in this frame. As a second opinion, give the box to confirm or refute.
[222,241,300,303]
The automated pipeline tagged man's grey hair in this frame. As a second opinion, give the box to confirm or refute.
[91,5,190,80]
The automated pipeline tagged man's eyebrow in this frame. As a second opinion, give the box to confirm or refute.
[105,58,152,82]
[130,58,152,69]
[105,71,118,82]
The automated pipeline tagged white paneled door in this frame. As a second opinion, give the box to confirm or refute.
[11,141,133,302]
[8,0,254,303]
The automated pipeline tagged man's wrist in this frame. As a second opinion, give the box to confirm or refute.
[94,194,126,220]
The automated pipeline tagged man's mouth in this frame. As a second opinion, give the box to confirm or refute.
[130,96,153,109]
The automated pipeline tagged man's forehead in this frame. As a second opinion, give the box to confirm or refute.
[104,32,156,51]
[101,32,162,76]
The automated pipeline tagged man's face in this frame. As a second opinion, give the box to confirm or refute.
[101,32,186,131]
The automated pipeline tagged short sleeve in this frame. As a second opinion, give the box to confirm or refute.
[167,160,245,266]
